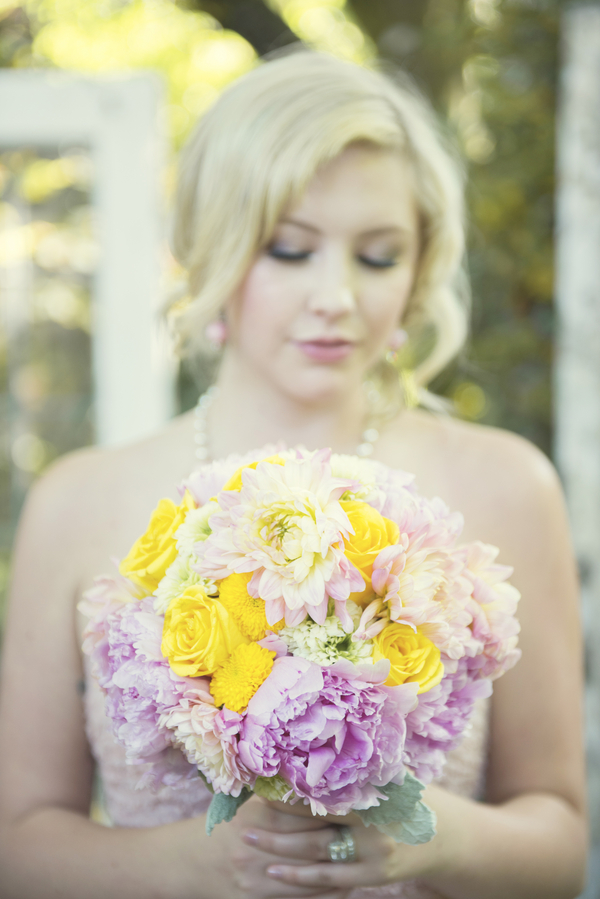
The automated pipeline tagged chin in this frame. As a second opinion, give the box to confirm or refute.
[276,365,360,406]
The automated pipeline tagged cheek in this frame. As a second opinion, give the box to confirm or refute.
[362,272,413,341]
[231,260,296,349]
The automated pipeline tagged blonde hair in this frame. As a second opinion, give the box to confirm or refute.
[171,48,469,410]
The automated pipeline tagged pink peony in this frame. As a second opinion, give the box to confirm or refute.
[403,656,493,783]
[81,584,198,786]
[238,656,418,816]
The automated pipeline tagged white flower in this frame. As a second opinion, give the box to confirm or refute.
[329,453,385,505]
[279,602,374,666]
[197,452,364,627]
[154,555,217,614]
[176,500,220,557]
[153,501,220,614]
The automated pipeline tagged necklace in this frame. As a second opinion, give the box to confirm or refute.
[194,385,381,463]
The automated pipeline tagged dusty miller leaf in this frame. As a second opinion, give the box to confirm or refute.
[358,774,423,825]
[197,769,214,794]
[206,788,252,835]
[373,800,437,845]
[356,774,437,845]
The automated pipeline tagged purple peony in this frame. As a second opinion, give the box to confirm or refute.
[238,655,418,815]
[403,657,492,783]
[82,581,198,786]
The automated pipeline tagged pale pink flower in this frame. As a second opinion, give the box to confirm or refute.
[374,541,452,639]
[182,445,285,506]
[79,571,146,671]
[352,599,389,642]
[380,489,463,553]
[160,683,251,796]
[459,542,522,678]
[195,451,364,626]
[371,543,473,661]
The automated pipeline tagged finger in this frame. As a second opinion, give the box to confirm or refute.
[244,826,342,860]
[264,801,362,829]
[274,893,348,899]
[231,853,328,898]
[243,801,330,833]
[266,862,380,890]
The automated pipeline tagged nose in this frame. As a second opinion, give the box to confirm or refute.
[307,253,356,317]
[308,285,355,315]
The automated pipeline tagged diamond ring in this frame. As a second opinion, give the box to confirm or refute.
[326,825,357,863]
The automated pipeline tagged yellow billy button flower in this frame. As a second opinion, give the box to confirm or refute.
[119,491,197,594]
[222,455,286,493]
[218,572,285,641]
[161,585,248,678]
[341,500,400,604]
[373,622,444,694]
[210,643,276,713]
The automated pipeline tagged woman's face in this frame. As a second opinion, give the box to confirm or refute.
[225,143,421,405]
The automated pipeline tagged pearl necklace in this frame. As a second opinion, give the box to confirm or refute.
[193,385,382,463]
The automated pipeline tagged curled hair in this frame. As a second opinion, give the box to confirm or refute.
[171,48,469,409]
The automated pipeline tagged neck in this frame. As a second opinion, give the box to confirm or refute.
[207,352,370,458]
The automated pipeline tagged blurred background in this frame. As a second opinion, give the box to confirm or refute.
[1,0,599,894]
[0,0,564,617]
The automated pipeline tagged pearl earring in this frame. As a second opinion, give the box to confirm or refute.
[205,318,227,351]
[385,327,408,363]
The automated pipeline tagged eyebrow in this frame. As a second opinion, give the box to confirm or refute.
[279,217,412,238]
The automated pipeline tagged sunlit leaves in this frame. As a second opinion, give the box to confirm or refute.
[20,0,256,143]
[268,0,374,62]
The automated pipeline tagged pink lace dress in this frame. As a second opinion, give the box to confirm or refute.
[84,658,490,899]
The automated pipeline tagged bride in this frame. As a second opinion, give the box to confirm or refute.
[0,49,586,899]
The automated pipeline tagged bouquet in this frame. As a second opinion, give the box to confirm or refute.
[81,448,520,845]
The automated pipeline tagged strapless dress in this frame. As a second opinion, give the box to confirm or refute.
[84,659,489,899]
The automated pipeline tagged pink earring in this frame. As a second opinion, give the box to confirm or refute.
[205,318,227,350]
[386,327,408,363]
[389,328,408,351]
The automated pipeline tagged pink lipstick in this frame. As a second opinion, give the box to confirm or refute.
[294,339,355,363]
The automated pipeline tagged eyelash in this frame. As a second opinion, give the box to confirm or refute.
[267,248,399,269]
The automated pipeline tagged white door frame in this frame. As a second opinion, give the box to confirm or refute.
[0,70,173,446]
[554,4,600,887]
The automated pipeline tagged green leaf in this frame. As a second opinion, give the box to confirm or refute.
[358,774,423,825]
[252,775,293,802]
[373,801,437,845]
[206,788,252,835]
[356,774,437,845]
[197,769,214,794]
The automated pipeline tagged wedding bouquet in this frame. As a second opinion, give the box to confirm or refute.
[81,448,520,844]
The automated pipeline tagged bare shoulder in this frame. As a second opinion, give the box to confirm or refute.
[16,412,196,588]
[381,409,567,551]
[430,411,558,489]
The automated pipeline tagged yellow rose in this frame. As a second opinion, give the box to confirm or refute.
[119,491,196,594]
[222,455,286,492]
[161,585,248,678]
[341,500,400,603]
[373,623,444,694]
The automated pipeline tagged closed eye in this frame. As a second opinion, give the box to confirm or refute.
[357,255,399,269]
[268,248,399,268]
[267,247,311,262]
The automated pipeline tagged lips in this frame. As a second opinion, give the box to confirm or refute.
[293,338,355,363]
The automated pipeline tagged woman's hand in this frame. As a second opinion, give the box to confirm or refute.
[234,790,451,897]
[240,815,429,895]
[203,795,354,899]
